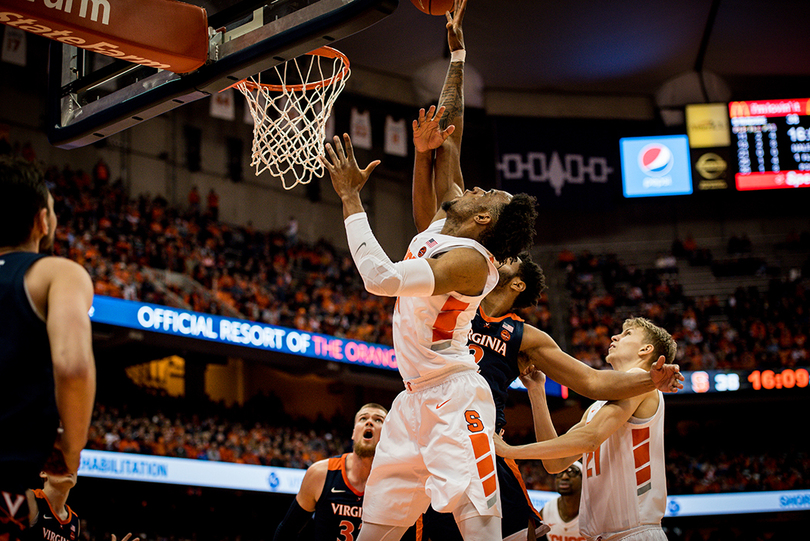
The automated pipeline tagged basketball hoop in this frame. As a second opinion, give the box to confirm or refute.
[235,46,350,190]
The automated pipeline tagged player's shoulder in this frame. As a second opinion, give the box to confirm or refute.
[306,457,332,475]
[29,255,91,284]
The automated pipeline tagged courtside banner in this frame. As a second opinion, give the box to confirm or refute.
[89,296,399,371]
[79,449,305,493]
[79,450,810,516]
[0,0,207,73]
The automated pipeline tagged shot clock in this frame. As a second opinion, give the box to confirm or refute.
[729,98,810,191]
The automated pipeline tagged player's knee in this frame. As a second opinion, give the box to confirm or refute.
[356,522,409,541]
[456,514,500,541]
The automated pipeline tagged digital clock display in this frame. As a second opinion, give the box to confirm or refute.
[729,98,810,191]
[675,368,809,394]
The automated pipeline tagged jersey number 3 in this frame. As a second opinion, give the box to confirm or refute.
[338,519,355,541]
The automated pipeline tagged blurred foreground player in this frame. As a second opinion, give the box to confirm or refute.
[496,318,676,541]
[1,156,95,541]
[274,404,388,540]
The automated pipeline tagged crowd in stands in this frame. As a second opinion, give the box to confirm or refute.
[42,157,555,345]
[46,161,398,345]
[5,141,809,506]
[560,249,810,372]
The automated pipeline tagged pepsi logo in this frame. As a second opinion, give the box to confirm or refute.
[638,143,674,177]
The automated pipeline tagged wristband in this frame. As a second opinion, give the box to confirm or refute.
[450,49,466,63]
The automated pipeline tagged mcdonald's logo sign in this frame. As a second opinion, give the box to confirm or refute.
[729,101,751,118]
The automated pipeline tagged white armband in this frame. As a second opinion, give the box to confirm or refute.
[345,213,435,297]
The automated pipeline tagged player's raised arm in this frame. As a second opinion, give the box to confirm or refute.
[433,0,467,206]
[412,105,455,232]
[519,326,683,397]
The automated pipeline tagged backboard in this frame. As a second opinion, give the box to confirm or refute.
[46,0,398,149]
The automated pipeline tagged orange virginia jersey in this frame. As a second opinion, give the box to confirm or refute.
[579,392,667,539]
[393,219,498,381]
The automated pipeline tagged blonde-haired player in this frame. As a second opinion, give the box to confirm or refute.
[496,317,676,541]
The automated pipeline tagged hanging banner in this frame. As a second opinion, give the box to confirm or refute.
[350,108,372,149]
[210,89,236,121]
[1,26,26,66]
[384,115,408,157]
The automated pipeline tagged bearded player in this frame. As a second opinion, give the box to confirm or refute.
[274,404,388,540]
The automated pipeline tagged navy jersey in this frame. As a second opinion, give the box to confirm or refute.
[26,489,80,541]
[312,454,364,541]
[468,306,524,431]
[0,252,58,488]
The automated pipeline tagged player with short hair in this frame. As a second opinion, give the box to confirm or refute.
[25,447,139,541]
[273,403,388,540]
[319,20,539,533]
[495,318,676,541]
[1,156,96,541]
[411,3,681,538]
[540,461,585,541]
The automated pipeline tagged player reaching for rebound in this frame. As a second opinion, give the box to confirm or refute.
[410,2,682,539]
[319,26,539,539]
[495,318,676,541]
[273,404,388,540]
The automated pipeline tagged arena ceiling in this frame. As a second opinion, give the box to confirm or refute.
[335,0,810,101]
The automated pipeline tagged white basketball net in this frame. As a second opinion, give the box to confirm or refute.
[235,47,350,190]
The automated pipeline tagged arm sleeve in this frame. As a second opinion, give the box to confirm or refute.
[273,499,313,541]
[344,212,435,297]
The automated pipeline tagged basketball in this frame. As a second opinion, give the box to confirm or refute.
[411,0,455,16]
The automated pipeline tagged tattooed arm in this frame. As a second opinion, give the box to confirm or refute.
[434,0,467,206]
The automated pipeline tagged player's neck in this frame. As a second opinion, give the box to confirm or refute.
[480,294,511,319]
[557,493,581,523]
[0,239,40,255]
[347,452,374,489]
[440,216,481,242]
[42,485,70,520]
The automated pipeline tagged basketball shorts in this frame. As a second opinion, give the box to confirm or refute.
[419,455,542,540]
[362,369,501,527]
[0,487,31,541]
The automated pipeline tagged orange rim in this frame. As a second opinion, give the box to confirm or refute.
[230,46,350,93]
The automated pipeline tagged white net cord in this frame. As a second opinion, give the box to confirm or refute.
[236,49,350,190]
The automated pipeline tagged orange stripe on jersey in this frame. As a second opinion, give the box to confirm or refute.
[476,455,495,479]
[330,453,364,497]
[503,458,541,518]
[482,473,497,497]
[432,297,469,342]
[469,433,490,459]
[632,427,650,447]
[414,514,424,541]
[635,464,652,486]
[327,456,342,471]
[633,442,650,468]
[477,306,524,323]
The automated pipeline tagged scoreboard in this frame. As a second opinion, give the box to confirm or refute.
[676,367,809,394]
[730,98,810,191]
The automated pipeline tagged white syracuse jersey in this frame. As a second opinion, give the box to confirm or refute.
[542,497,586,541]
[393,219,498,381]
[579,391,667,539]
